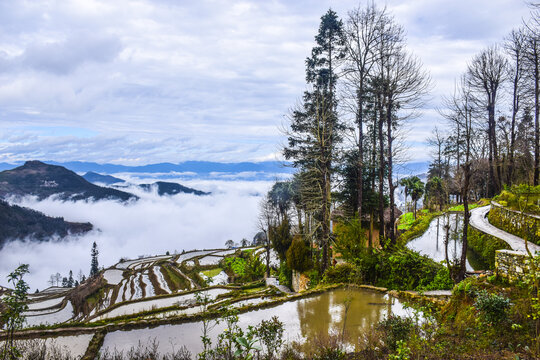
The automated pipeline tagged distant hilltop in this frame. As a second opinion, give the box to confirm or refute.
[0,161,137,202]
[0,199,92,249]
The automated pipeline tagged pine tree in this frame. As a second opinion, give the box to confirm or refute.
[90,242,99,277]
[284,9,346,272]
[67,270,74,287]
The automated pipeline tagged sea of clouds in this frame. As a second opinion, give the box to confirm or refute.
[0,177,273,291]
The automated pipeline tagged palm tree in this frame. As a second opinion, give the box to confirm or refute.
[400,176,425,217]
[399,177,413,212]
[410,178,425,219]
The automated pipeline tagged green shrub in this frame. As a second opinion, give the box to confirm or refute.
[419,266,453,291]
[224,257,246,277]
[474,290,511,325]
[270,216,293,261]
[256,316,284,357]
[377,248,444,290]
[334,216,368,260]
[493,185,540,214]
[377,315,414,351]
[323,247,449,291]
[313,348,346,360]
[452,277,478,298]
[306,269,320,288]
[286,236,312,272]
[223,252,264,283]
[278,261,292,288]
[389,340,411,360]
[322,263,355,284]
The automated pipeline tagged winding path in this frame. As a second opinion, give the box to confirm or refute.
[469,205,540,253]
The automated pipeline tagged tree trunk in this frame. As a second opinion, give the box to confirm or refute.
[368,211,373,249]
[534,40,540,186]
[357,88,364,222]
[265,230,270,278]
[386,99,396,245]
[378,94,386,240]
[509,57,520,185]
[487,109,496,196]
[457,163,470,282]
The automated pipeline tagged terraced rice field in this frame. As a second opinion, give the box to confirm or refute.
[16,247,264,328]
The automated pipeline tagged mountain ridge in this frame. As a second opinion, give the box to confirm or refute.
[0,199,93,248]
[0,160,294,175]
[0,161,137,201]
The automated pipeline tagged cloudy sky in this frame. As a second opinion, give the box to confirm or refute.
[0,0,534,165]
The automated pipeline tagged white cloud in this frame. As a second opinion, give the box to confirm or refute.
[0,179,272,290]
[0,0,534,163]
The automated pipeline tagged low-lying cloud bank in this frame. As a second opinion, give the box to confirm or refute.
[0,179,271,291]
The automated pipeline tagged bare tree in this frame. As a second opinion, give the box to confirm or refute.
[54,272,61,287]
[524,18,540,185]
[427,127,447,179]
[467,45,508,195]
[343,3,387,221]
[372,16,431,244]
[504,28,527,185]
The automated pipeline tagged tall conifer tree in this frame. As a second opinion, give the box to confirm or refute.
[284,9,345,272]
[90,241,99,277]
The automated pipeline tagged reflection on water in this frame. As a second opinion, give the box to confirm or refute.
[406,213,487,271]
[295,289,409,341]
[103,289,412,356]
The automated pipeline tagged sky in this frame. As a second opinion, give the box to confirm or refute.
[0,0,535,165]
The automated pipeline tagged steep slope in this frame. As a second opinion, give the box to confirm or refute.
[0,161,137,201]
[0,200,93,248]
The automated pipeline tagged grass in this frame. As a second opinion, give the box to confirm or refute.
[243,286,265,294]
[447,203,480,212]
[201,268,223,278]
[397,209,429,231]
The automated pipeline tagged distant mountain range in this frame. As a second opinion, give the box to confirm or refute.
[0,160,291,173]
[0,160,294,181]
[0,199,92,248]
[82,171,210,196]
[0,161,211,245]
[0,160,428,179]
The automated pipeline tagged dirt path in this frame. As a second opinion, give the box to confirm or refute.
[469,205,540,253]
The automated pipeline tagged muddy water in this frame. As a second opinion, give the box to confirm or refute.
[406,213,488,271]
[102,288,411,356]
